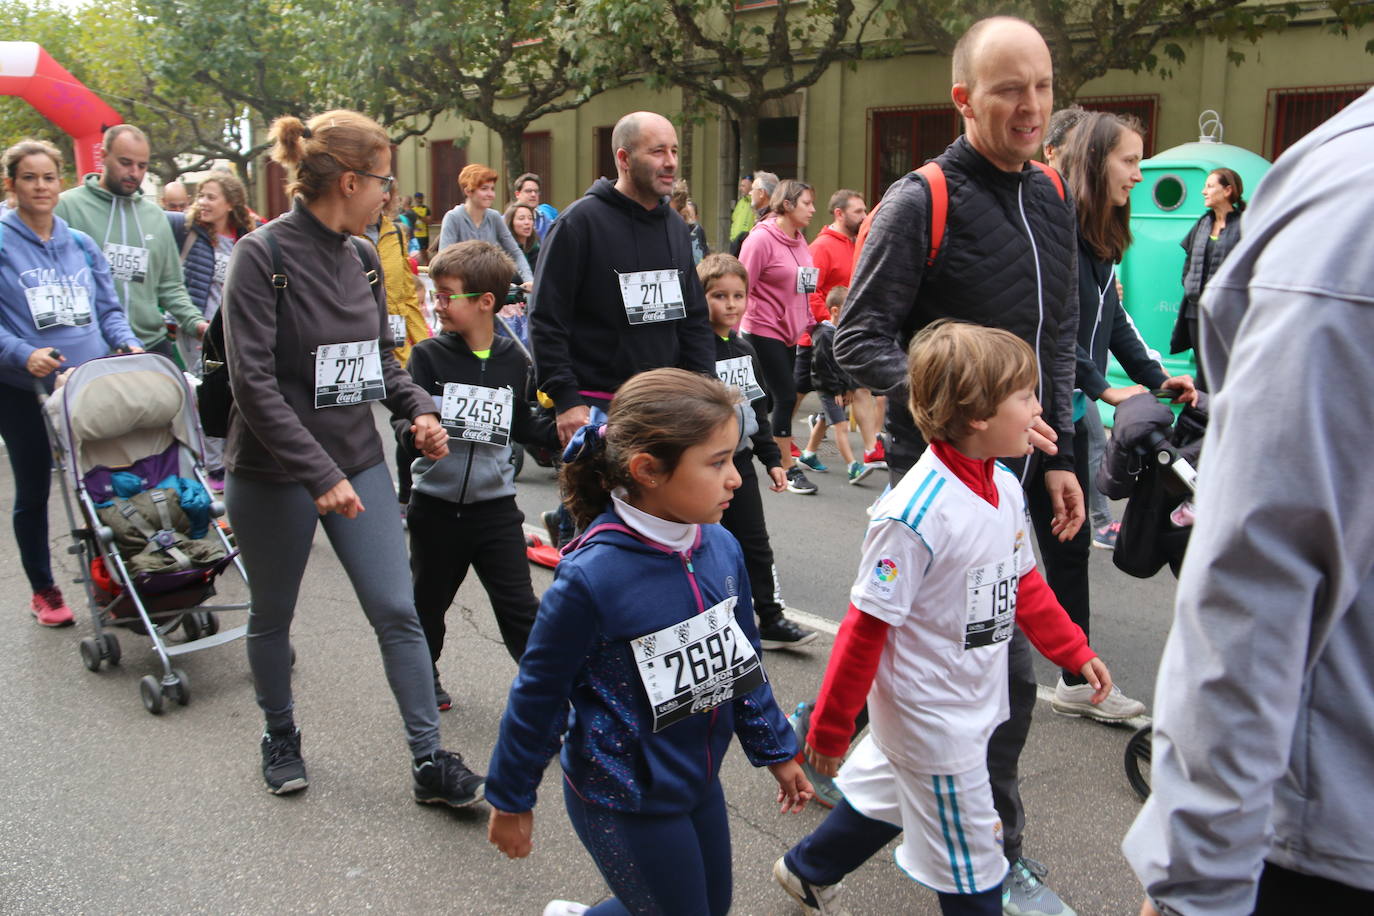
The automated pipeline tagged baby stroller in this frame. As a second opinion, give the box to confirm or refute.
[1096,390,1209,800]
[37,351,250,714]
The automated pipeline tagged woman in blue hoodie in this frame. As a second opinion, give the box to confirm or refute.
[0,139,142,627]
[485,368,812,916]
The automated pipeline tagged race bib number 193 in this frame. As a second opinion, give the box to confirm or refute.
[631,597,765,732]
[964,554,1018,650]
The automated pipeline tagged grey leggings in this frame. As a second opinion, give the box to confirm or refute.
[225,462,440,758]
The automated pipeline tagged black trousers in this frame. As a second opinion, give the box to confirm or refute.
[889,446,1038,863]
[720,456,784,626]
[407,492,537,668]
[1252,861,1374,914]
[1023,423,1093,684]
[744,332,798,437]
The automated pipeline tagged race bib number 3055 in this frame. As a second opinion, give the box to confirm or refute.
[631,597,765,732]
[103,243,149,284]
[964,553,1018,650]
[438,383,514,446]
[314,339,385,408]
[618,269,686,325]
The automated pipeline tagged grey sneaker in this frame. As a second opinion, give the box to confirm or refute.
[773,855,849,915]
[1003,857,1076,916]
[261,727,308,795]
[786,466,818,494]
[1051,677,1147,721]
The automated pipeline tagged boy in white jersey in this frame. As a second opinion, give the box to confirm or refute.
[774,320,1115,916]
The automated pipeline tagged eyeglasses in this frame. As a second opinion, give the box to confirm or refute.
[353,170,395,193]
[436,292,483,305]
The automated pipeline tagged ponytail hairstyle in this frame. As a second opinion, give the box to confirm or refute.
[268,110,389,202]
[1209,167,1246,212]
[559,369,741,530]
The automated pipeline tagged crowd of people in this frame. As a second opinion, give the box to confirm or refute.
[3,11,1372,916]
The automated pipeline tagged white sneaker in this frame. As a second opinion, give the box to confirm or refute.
[773,855,849,915]
[542,902,588,916]
[1051,677,1146,721]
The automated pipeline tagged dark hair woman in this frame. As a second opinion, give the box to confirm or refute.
[1049,111,1197,717]
[221,110,484,804]
[1,138,143,627]
[1170,167,1245,389]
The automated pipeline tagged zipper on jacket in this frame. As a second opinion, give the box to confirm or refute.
[1015,183,1046,486]
[454,356,483,506]
[680,547,719,780]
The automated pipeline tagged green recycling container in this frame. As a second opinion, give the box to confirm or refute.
[1104,115,1271,421]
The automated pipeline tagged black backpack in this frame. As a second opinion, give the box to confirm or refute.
[198,225,383,438]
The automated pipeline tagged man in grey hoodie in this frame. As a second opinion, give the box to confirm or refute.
[1123,88,1374,915]
[55,125,206,357]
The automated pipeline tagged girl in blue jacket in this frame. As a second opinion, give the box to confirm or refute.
[486,368,812,916]
[1,139,142,626]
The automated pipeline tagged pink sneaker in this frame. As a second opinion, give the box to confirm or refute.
[31,587,75,627]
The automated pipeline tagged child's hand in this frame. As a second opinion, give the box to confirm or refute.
[487,808,534,859]
[411,413,450,461]
[768,759,814,813]
[804,742,844,779]
[1080,657,1114,706]
[767,467,787,492]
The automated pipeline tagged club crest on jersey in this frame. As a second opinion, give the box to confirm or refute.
[875,558,898,582]
[1014,528,1026,554]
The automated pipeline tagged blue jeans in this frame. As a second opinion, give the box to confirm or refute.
[1081,408,1113,531]
[564,777,733,916]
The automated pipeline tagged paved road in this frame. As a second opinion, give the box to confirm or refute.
[0,402,1176,914]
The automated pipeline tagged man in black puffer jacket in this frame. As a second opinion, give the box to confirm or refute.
[814,17,1084,916]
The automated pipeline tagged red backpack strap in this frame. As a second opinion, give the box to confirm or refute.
[1030,160,1066,200]
[914,161,948,267]
[850,160,950,276]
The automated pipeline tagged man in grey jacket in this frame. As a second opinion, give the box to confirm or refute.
[1123,89,1374,915]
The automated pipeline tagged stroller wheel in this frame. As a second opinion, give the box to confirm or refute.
[100,632,121,666]
[140,675,165,715]
[201,612,219,636]
[170,668,191,706]
[79,637,102,672]
[182,613,202,642]
[1124,725,1152,801]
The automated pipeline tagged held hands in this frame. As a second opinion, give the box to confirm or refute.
[1044,470,1085,542]
[556,405,591,447]
[767,759,814,813]
[1026,416,1058,456]
[767,467,788,492]
[488,808,534,859]
[194,320,209,340]
[804,742,844,779]
[26,347,65,378]
[314,478,365,519]
[411,414,450,460]
[1079,657,1114,706]
[1100,385,1149,407]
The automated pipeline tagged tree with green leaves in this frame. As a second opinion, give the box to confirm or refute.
[354,0,633,187]
[582,0,898,245]
[895,0,1374,107]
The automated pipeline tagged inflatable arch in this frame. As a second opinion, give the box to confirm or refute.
[0,41,123,176]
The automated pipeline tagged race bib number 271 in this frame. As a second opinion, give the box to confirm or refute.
[619,269,686,325]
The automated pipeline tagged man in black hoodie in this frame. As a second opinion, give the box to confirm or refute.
[528,111,715,446]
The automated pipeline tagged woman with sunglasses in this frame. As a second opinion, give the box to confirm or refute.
[221,110,486,808]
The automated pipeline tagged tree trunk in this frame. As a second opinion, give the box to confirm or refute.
[717,109,740,251]
[496,124,528,198]
[737,111,760,175]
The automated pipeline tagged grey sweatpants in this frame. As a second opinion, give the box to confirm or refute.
[225,462,441,758]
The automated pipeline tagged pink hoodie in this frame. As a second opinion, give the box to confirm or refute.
[738,217,815,345]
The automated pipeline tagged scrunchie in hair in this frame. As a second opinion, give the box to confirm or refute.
[562,423,608,464]
[300,126,314,139]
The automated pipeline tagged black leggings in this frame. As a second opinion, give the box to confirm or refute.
[719,458,783,626]
[744,332,797,437]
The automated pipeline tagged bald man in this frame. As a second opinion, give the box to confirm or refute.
[778,18,1086,916]
[161,180,190,212]
[527,110,714,445]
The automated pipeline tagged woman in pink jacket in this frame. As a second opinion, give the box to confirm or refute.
[738,179,818,494]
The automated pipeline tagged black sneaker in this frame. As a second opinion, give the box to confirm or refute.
[434,675,453,712]
[261,728,308,795]
[413,749,485,808]
[786,466,818,495]
[758,617,819,650]
[541,509,561,549]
